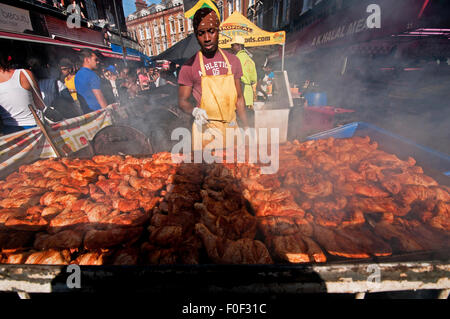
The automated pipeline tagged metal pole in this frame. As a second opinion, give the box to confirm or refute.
[112,0,127,66]
[281,43,285,71]
[28,105,62,158]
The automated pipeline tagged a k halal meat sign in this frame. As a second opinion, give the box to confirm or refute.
[311,4,381,47]
[0,3,33,34]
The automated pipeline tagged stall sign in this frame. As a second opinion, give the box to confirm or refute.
[0,3,33,34]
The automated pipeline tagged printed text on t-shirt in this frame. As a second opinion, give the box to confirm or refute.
[198,61,230,76]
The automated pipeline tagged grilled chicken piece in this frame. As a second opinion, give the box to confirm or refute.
[84,226,143,249]
[73,251,109,265]
[398,185,450,204]
[199,189,241,216]
[267,233,310,263]
[95,178,121,195]
[40,191,81,208]
[34,230,83,250]
[428,201,450,231]
[372,220,425,252]
[100,210,148,228]
[0,231,35,252]
[111,198,140,213]
[256,199,305,218]
[148,225,184,246]
[112,247,140,265]
[0,195,41,209]
[4,207,48,231]
[128,176,164,191]
[258,216,307,237]
[8,187,46,199]
[195,223,273,264]
[4,251,31,264]
[312,224,370,259]
[0,208,26,225]
[92,154,123,165]
[83,201,113,223]
[299,179,333,198]
[267,233,327,263]
[347,197,406,215]
[48,209,89,234]
[313,210,347,228]
[335,182,389,198]
[395,218,449,250]
[195,203,257,240]
[335,226,392,257]
[313,196,348,212]
[24,249,70,265]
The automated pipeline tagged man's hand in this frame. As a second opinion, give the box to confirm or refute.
[192,107,209,126]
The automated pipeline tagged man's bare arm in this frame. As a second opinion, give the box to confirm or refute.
[92,89,108,108]
[235,78,248,128]
[178,85,194,114]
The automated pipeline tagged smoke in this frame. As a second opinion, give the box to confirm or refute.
[282,1,450,156]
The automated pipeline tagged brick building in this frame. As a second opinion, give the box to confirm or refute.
[126,0,194,57]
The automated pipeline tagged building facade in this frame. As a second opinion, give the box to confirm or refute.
[126,0,193,57]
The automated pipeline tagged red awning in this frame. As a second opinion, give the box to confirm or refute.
[0,31,141,61]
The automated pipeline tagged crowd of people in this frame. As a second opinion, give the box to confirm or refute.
[0,46,180,136]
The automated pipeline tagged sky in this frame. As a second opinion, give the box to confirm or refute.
[122,0,160,17]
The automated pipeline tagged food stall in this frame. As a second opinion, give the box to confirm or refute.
[0,3,449,300]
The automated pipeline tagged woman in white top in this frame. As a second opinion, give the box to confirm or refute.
[0,53,44,135]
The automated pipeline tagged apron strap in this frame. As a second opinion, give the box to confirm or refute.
[198,51,206,76]
[218,49,232,75]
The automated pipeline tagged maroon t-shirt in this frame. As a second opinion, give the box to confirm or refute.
[178,49,243,106]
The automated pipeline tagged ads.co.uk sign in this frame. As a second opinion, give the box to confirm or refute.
[0,3,33,33]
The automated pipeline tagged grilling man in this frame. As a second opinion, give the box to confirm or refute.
[178,8,248,151]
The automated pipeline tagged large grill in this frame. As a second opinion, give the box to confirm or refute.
[0,122,448,299]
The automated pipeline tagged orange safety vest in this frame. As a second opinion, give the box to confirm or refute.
[192,49,240,151]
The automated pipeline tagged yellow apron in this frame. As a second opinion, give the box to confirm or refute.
[193,49,239,151]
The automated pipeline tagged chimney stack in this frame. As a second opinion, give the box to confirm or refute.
[135,0,147,11]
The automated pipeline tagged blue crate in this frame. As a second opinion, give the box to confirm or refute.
[306,122,450,177]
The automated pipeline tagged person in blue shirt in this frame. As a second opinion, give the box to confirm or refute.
[75,49,107,114]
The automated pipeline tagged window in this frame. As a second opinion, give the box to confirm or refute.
[188,18,193,31]
[282,0,290,25]
[235,0,241,13]
[170,20,176,34]
[228,1,233,16]
[145,26,151,39]
[272,0,280,29]
[163,41,167,51]
[154,24,159,37]
[301,0,313,15]
[160,19,166,36]
[256,2,264,28]
[139,28,145,40]
[178,19,184,33]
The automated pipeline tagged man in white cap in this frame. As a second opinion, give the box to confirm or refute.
[231,35,257,111]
